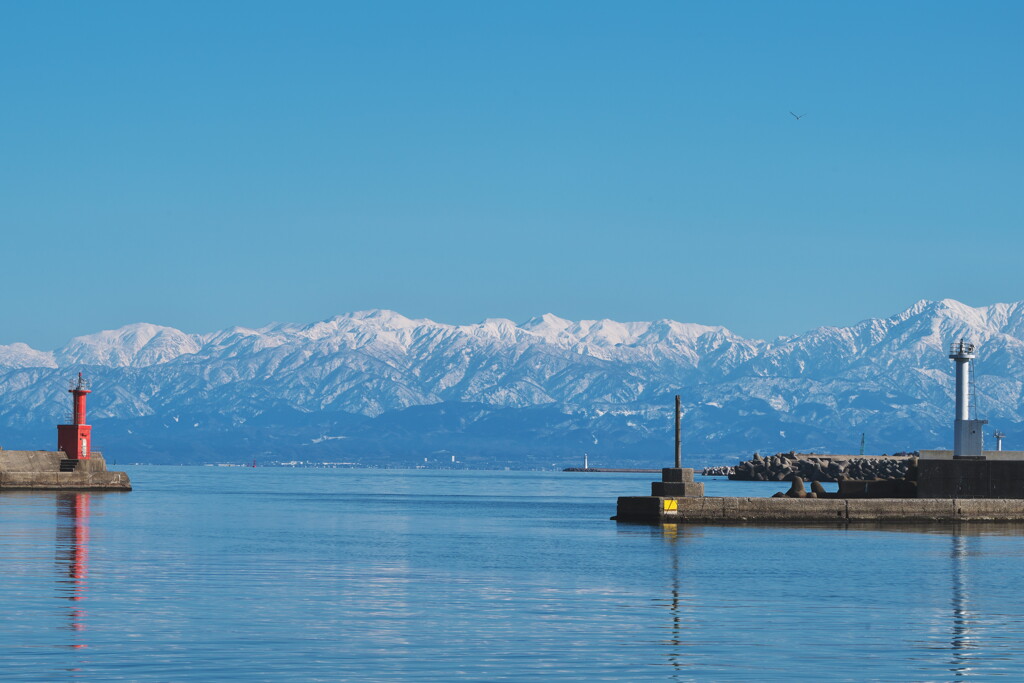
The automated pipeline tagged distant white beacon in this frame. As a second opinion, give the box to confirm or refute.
[948,339,987,457]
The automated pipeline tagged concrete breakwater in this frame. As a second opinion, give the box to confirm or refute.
[0,450,131,490]
[617,495,1024,524]
[702,452,917,482]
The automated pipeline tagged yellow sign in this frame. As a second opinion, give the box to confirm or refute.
[663,499,678,511]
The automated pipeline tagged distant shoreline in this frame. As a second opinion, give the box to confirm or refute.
[563,467,660,473]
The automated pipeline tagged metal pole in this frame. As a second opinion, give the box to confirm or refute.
[674,395,681,468]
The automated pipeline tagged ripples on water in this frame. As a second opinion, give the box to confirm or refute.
[3,469,1024,680]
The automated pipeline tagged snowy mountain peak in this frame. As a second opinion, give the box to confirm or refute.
[5,298,1024,463]
[470,318,521,342]
[6,299,1022,375]
[340,309,425,329]
[0,343,56,370]
[55,323,200,368]
[521,313,575,338]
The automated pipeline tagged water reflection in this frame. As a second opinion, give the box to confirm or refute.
[661,524,699,676]
[950,532,977,677]
[679,520,1024,537]
[653,521,1004,678]
[55,492,90,648]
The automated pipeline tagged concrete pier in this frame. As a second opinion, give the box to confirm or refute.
[0,450,131,491]
[616,458,1024,523]
[616,338,1024,525]
[616,495,1024,524]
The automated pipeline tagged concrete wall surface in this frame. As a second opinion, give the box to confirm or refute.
[918,459,1024,498]
[0,451,63,472]
[616,495,1024,523]
[920,450,1024,461]
[0,450,108,473]
[616,496,663,523]
[673,496,849,522]
[0,471,131,491]
[70,455,108,473]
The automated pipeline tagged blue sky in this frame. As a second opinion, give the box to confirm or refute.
[2,1,1022,349]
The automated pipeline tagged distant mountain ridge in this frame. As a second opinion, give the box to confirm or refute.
[1,299,1022,467]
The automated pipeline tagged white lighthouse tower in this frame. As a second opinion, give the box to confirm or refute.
[949,339,988,458]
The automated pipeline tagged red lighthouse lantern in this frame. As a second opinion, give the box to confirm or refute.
[57,373,92,460]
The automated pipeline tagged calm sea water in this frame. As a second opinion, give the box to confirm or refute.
[3,467,1024,681]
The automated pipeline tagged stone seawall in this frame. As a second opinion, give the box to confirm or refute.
[702,452,918,482]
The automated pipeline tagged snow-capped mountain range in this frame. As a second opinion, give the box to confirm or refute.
[1,299,1022,466]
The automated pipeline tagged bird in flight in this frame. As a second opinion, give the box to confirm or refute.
[789,111,806,120]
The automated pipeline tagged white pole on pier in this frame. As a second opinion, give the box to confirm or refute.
[674,395,681,468]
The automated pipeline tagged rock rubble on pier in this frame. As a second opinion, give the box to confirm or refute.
[702,452,918,483]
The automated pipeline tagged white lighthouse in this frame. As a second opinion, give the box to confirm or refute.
[949,339,988,457]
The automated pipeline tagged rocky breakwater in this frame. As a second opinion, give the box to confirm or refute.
[726,452,917,483]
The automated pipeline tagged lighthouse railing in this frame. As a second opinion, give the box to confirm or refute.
[949,341,976,356]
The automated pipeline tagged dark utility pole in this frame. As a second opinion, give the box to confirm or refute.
[674,395,681,468]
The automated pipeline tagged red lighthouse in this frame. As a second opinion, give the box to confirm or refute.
[57,373,92,460]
